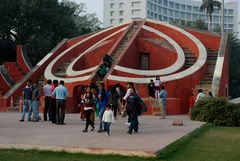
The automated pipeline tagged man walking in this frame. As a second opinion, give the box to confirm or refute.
[52,80,69,125]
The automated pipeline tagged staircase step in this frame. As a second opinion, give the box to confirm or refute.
[7,107,20,112]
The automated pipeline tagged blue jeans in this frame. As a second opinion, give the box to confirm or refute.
[21,99,32,120]
[104,122,111,135]
[99,108,105,130]
[32,100,40,121]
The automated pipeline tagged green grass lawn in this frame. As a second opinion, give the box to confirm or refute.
[0,124,240,161]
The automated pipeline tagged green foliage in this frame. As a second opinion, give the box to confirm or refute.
[229,34,240,98]
[199,0,221,21]
[191,97,240,126]
[170,19,207,31]
[0,0,101,65]
[191,19,208,30]
[213,26,221,33]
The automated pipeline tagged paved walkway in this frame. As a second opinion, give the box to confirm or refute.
[0,113,204,157]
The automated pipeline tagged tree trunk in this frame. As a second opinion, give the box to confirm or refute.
[208,15,211,31]
[221,0,224,34]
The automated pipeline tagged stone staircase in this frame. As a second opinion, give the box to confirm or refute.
[7,75,46,113]
[182,47,197,68]
[38,75,45,88]
[7,97,21,112]
[111,24,139,61]
[99,22,141,83]
[195,49,218,94]
[54,60,73,77]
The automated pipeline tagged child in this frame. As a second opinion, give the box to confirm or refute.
[102,104,115,136]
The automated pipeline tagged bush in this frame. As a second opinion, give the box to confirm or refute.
[191,97,240,126]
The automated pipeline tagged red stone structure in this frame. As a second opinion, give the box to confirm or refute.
[0,19,229,115]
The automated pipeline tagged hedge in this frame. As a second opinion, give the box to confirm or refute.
[191,97,240,126]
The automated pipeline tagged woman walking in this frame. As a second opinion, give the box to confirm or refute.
[97,83,110,132]
[126,87,146,134]
[82,86,96,132]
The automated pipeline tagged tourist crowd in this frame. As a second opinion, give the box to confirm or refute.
[19,79,153,135]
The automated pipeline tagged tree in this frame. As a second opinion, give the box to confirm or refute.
[193,19,208,30]
[0,0,101,65]
[200,0,221,31]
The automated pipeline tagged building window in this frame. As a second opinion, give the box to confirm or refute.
[110,3,114,9]
[119,10,124,16]
[154,5,157,11]
[168,9,173,16]
[224,9,227,14]
[154,13,158,18]
[110,19,115,24]
[213,23,219,28]
[214,9,220,14]
[163,16,168,21]
[132,9,141,16]
[199,14,205,21]
[193,14,198,20]
[110,11,114,16]
[228,16,233,23]
[228,24,233,28]
[193,6,198,12]
[175,11,179,18]
[119,3,124,8]
[187,5,192,11]
[119,18,124,23]
[158,0,162,5]
[158,6,162,13]
[150,2,153,10]
[175,3,179,9]
[228,9,233,15]
[169,1,174,8]
[132,1,141,8]
[186,13,191,19]
[163,8,167,15]
[213,16,219,22]
[159,15,162,20]
[181,4,185,10]
[163,0,168,6]
[180,12,185,18]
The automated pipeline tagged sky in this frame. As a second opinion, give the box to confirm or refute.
[75,0,237,23]
[75,0,104,22]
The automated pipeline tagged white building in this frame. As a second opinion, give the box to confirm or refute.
[103,0,240,38]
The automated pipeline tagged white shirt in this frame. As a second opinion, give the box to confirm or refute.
[123,88,138,100]
[196,92,205,102]
[123,88,131,100]
[102,109,115,123]
[154,80,161,87]
[43,84,52,97]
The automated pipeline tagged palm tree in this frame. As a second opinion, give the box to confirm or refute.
[200,0,221,32]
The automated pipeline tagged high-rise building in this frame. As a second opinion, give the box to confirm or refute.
[103,0,240,38]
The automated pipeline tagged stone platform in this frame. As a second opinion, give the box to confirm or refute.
[0,113,204,157]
